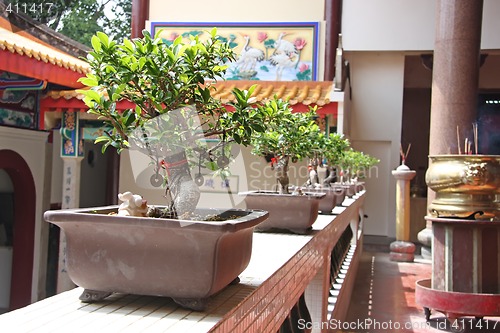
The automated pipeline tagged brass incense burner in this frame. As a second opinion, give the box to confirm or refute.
[426,155,500,220]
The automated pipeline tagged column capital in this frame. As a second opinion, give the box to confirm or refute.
[392,164,417,181]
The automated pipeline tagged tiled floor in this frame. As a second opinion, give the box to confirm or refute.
[344,251,500,333]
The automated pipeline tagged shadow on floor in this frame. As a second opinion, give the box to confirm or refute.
[344,251,500,333]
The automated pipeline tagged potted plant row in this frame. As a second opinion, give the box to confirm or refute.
[44,28,379,310]
[334,148,380,197]
[239,99,327,234]
[299,131,351,213]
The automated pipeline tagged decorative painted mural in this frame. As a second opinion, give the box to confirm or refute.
[61,111,84,158]
[0,71,42,129]
[150,22,319,81]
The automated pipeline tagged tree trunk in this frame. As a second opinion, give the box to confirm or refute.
[323,166,338,187]
[307,168,319,187]
[275,155,290,194]
[164,151,200,217]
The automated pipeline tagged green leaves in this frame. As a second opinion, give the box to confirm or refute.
[249,97,320,161]
[338,149,380,177]
[79,29,242,153]
[78,89,101,107]
[230,85,257,110]
[91,35,101,52]
[96,31,111,48]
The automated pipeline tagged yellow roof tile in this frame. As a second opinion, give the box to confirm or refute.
[41,80,337,129]
[209,80,333,106]
[0,26,89,74]
[44,80,333,107]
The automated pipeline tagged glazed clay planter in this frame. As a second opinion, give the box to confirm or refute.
[355,181,365,193]
[334,187,347,206]
[300,186,346,213]
[334,182,356,198]
[239,190,325,234]
[44,206,268,310]
[426,155,500,220]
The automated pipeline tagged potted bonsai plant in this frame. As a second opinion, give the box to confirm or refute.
[301,131,350,213]
[239,98,326,233]
[352,150,380,192]
[44,29,273,310]
[337,148,379,197]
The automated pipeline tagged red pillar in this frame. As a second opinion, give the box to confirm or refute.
[131,0,150,39]
[324,0,342,81]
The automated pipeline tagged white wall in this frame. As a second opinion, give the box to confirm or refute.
[149,0,325,23]
[348,52,405,142]
[342,0,435,51]
[0,126,51,302]
[346,51,405,237]
[342,0,500,51]
[481,0,500,50]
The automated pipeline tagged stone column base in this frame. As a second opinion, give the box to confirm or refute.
[417,227,433,260]
[389,241,416,262]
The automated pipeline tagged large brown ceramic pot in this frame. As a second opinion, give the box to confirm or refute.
[239,190,325,234]
[44,206,268,311]
[426,155,500,220]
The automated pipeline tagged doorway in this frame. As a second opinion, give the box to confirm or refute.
[0,150,36,311]
[0,170,14,314]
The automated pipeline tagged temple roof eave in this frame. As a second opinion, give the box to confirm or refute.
[40,80,338,130]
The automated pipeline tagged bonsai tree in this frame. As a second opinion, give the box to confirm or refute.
[338,148,379,183]
[78,29,269,218]
[310,132,350,187]
[355,151,380,180]
[250,98,320,194]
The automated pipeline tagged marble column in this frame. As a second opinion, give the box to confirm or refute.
[423,0,484,257]
[429,0,483,156]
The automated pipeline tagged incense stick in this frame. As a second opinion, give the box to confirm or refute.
[399,143,411,163]
[473,123,478,154]
[457,126,461,154]
[405,143,411,159]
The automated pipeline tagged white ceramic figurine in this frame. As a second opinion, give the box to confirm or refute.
[117,191,148,217]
